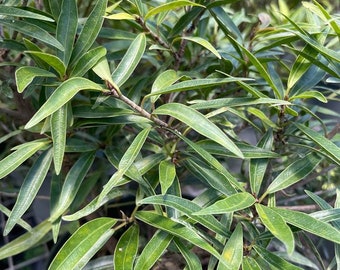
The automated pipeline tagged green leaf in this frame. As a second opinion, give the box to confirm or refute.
[114,224,139,270]
[56,0,78,66]
[50,151,96,221]
[193,192,256,215]
[249,129,273,195]
[0,19,64,51]
[145,1,204,20]
[111,33,146,87]
[171,130,243,190]
[135,211,221,259]
[70,0,108,65]
[98,128,150,202]
[153,103,243,158]
[4,149,52,236]
[92,55,117,88]
[134,230,173,270]
[0,139,50,179]
[147,77,252,98]
[247,107,277,129]
[174,36,221,59]
[25,77,103,129]
[25,51,66,78]
[265,152,322,194]
[138,194,229,237]
[174,238,202,270]
[48,218,116,270]
[0,6,54,21]
[242,256,262,270]
[150,69,180,103]
[254,245,303,270]
[273,207,340,244]
[294,123,340,166]
[159,160,176,194]
[51,105,68,175]
[290,90,327,103]
[69,46,107,77]
[255,204,295,255]
[0,204,31,232]
[218,224,243,270]
[104,12,135,20]
[0,220,52,260]
[15,66,56,93]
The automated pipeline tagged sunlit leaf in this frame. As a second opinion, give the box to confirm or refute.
[48,218,116,270]
[159,160,176,194]
[25,77,103,129]
[0,6,54,21]
[153,103,243,158]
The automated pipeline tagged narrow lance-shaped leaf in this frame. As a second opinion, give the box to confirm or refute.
[0,139,50,179]
[159,160,176,194]
[0,220,52,260]
[193,192,256,215]
[174,36,221,59]
[249,129,273,195]
[150,69,180,104]
[56,0,78,66]
[111,33,146,87]
[51,105,68,175]
[135,211,222,259]
[153,103,243,158]
[4,149,53,236]
[265,152,322,195]
[294,123,340,166]
[0,6,54,21]
[255,204,295,255]
[98,128,150,203]
[48,218,117,270]
[145,1,204,20]
[218,224,243,270]
[70,0,108,65]
[0,204,31,232]
[50,151,96,221]
[134,230,173,270]
[174,238,202,270]
[0,19,64,51]
[114,224,139,270]
[15,66,56,93]
[25,77,103,129]
[273,207,340,244]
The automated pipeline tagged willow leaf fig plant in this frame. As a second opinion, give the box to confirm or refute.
[0,0,339,269]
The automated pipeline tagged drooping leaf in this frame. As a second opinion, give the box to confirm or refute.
[0,220,52,260]
[174,238,202,270]
[25,77,103,129]
[159,160,176,194]
[145,1,204,20]
[48,218,116,270]
[114,224,139,270]
[218,224,243,270]
[0,6,54,21]
[273,207,340,244]
[174,36,221,59]
[138,194,229,237]
[295,123,340,166]
[70,0,108,65]
[135,211,221,259]
[265,152,322,194]
[4,149,52,236]
[0,139,50,179]
[134,230,173,270]
[290,90,327,103]
[0,19,64,51]
[255,204,295,254]
[51,105,68,175]
[254,245,303,270]
[15,66,56,93]
[193,192,256,215]
[153,103,243,158]
[111,33,146,87]
[56,0,78,66]
[50,151,96,221]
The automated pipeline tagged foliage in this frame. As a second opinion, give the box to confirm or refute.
[0,0,339,269]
